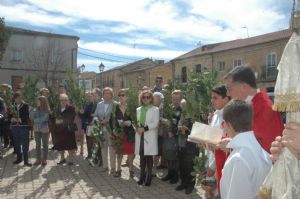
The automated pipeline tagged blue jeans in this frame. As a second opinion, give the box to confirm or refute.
[11,125,29,162]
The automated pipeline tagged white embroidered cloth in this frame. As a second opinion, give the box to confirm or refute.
[259,32,300,199]
[273,32,300,112]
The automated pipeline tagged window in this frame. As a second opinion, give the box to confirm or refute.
[181,67,187,83]
[195,64,202,73]
[266,53,277,78]
[217,61,225,71]
[11,50,23,62]
[51,52,60,64]
[110,76,114,87]
[233,58,242,67]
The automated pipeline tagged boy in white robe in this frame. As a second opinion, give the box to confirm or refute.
[220,100,272,199]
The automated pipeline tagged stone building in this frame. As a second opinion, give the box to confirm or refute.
[97,58,172,94]
[0,26,79,90]
[79,71,97,91]
[171,29,292,90]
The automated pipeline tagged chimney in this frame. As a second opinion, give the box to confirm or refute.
[155,60,165,64]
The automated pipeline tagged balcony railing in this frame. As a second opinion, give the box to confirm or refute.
[257,65,278,82]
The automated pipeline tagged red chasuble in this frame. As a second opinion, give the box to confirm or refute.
[252,92,284,153]
[216,91,284,192]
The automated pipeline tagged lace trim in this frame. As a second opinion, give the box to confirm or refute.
[273,93,300,112]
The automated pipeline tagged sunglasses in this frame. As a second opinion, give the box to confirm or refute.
[142,95,151,99]
[118,94,126,97]
[156,80,162,83]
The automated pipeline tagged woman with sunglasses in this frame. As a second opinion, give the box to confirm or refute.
[114,89,135,178]
[135,90,159,186]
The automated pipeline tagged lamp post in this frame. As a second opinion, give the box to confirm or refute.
[80,64,85,73]
[99,62,105,89]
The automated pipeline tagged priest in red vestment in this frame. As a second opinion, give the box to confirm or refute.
[214,66,284,194]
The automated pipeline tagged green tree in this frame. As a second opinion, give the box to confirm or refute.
[168,70,219,123]
[186,70,219,123]
[23,76,39,107]
[65,71,86,111]
[170,70,219,186]
[126,85,139,126]
[0,17,11,61]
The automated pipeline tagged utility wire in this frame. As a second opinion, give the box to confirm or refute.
[77,52,130,63]
[78,47,137,61]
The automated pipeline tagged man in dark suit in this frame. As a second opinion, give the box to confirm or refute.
[11,91,31,166]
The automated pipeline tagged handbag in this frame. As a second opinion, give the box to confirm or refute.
[127,126,135,143]
[86,125,95,136]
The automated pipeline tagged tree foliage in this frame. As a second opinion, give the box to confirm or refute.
[23,76,39,107]
[65,71,86,111]
[0,17,11,61]
[26,38,66,87]
[170,70,219,185]
[168,70,219,123]
[126,85,139,127]
[186,70,219,123]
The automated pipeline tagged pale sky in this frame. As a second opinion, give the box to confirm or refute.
[0,0,292,71]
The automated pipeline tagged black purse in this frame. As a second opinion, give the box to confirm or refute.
[127,126,135,144]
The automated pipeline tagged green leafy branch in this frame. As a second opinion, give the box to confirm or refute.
[65,71,86,111]
[23,76,39,107]
[191,147,208,185]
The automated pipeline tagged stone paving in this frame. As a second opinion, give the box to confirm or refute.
[0,140,204,199]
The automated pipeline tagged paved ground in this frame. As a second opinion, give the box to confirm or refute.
[0,140,204,199]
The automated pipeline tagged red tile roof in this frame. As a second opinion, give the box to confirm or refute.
[173,29,292,61]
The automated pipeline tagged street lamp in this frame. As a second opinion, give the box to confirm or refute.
[80,64,85,72]
[99,62,105,88]
[99,62,105,73]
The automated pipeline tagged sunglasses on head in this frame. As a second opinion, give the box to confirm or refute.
[118,94,125,97]
[142,95,151,99]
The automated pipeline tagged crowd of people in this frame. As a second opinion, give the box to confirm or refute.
[0,66,300,198]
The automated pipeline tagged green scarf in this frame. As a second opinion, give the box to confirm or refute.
[138,104,153,126]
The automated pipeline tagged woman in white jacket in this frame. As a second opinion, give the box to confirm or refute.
[135,90,159,186]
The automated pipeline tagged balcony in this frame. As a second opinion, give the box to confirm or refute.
[257,65,278,83]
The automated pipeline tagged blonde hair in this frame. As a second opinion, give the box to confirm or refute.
[38,96,50,112]
[39,88,49,94]
[102,87,113,97]
[139,90,154,106]
[59,93,69,100]
[172,90,183,99]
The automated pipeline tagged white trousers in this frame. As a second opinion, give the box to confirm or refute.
[101,145,116,171]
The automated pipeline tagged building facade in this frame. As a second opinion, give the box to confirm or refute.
[79,71,97,91]
[0,26,79,90]
[171,29,292,90]
[97,58,172,94]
